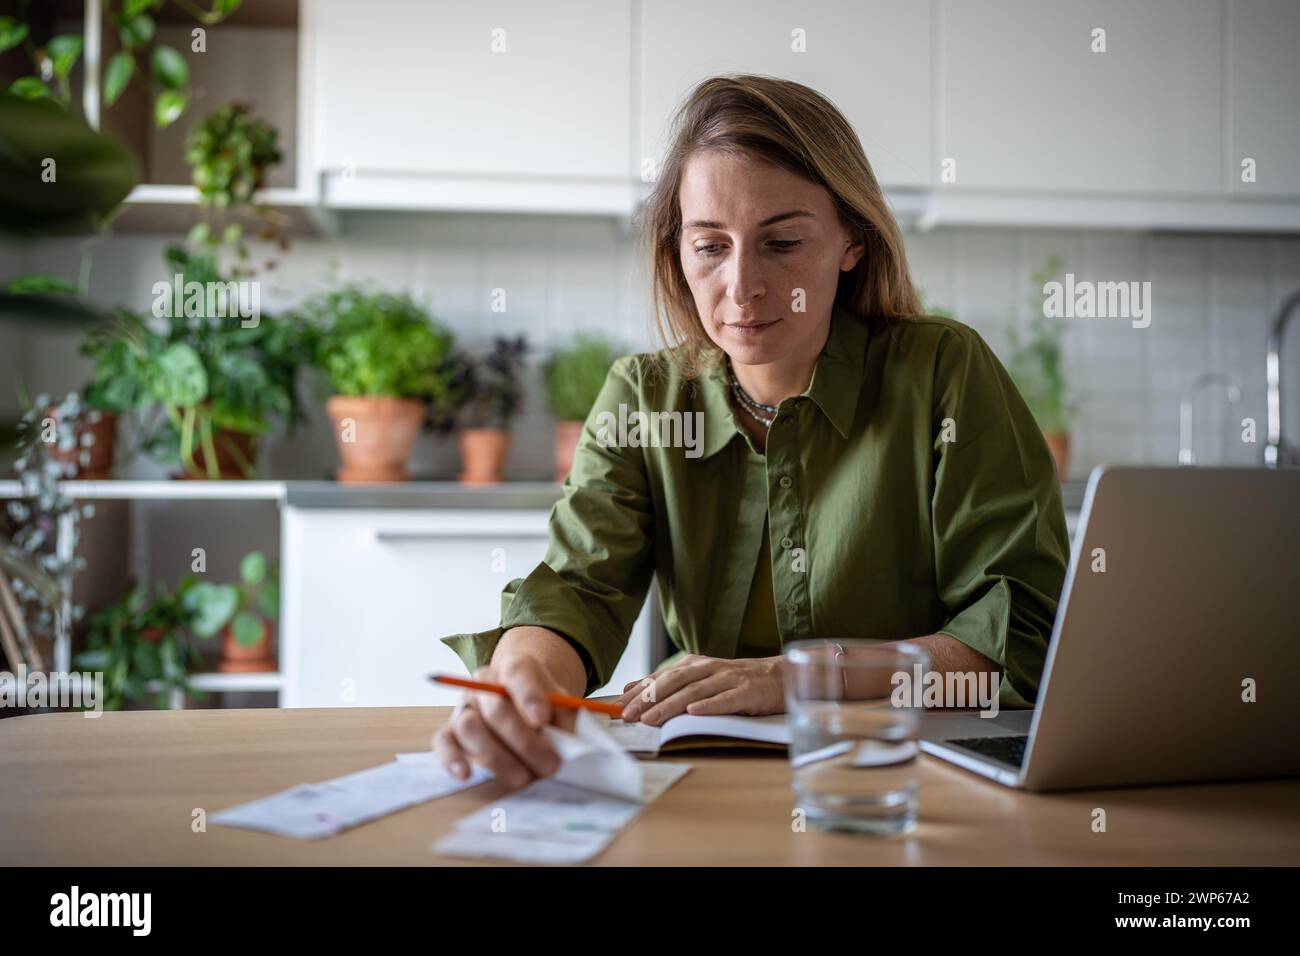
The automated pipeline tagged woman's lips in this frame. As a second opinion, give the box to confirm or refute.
[726,318,781,336]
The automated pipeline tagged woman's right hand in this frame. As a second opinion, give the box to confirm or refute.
[432,657,578,789]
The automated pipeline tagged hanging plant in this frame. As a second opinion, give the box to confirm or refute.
[2,1,245,127]
[184,101,288,276]
[6,393,97,657]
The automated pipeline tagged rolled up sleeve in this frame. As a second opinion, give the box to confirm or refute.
[440,356,656,696]
[928,327,1070,709]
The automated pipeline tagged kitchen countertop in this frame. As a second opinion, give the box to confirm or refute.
[283,480,566,509]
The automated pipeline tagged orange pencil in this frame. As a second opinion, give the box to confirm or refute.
[428,674,624,718]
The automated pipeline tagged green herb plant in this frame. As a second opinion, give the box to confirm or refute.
[308,285,457,403]
[1005,255,1080,434]
[543,334,621,422]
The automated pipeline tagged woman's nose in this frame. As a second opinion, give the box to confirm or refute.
[726,247,766,306]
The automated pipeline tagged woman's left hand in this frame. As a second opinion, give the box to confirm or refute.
[615,655,785,724]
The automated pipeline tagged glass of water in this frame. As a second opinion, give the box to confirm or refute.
[782,639,930,836]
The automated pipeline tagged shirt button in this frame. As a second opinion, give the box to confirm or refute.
[778,475,793,489]
[780,536,793,549]
[786,601,798,614]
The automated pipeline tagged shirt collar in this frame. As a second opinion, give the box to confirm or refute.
[695,300,871,460]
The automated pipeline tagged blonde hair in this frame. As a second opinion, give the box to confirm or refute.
[637,74,922,378]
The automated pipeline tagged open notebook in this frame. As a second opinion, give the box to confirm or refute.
[597,712,790,755]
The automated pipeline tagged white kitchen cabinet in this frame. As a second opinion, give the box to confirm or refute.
[1227,0,1300,197]
[639,0,931,189]
[939,0,1222,196]
[308,0,635,213]
[281,507,654,708]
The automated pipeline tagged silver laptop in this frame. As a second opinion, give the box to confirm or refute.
[919,464,1300,791]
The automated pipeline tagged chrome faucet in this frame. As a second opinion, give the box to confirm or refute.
[1179,373,1242,465]
[1265,289,1300,468]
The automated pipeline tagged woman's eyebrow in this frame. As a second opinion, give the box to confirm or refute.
[683,209,817,230]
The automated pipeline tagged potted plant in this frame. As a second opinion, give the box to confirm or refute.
[74,580,205,711]
[445,336,529,485]
[140,246,311,479]
[308,286,457,483]
[34,391,115,481]
[1006,255,1080,482]
[64,306,162,479]
[543,334,621,483]
[184,101,288,274]
[185,550,279,673]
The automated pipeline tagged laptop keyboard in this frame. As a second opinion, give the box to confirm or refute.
[944,734,1029,769]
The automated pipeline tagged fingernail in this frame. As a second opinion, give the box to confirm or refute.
[527,702,546,724]
[451,761,466,778]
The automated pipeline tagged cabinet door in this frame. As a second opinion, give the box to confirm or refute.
[940,0,1221,195]
[1227,0,1300,197]
[282,508,652,707]
[311,0,632,180]
[639,0,931,188]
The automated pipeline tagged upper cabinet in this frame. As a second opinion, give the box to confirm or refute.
[1227,0,1300,197]
[639,0,931,190]
[939,0,1222,196]
[286,0,1299,228]
[307,0,635,213]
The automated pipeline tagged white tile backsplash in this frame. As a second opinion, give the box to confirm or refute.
[3,220,1298,480]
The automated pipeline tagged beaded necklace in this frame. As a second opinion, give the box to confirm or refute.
[725,356,778,429]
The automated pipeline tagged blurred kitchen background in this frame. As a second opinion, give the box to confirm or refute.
[1,1,1296,715]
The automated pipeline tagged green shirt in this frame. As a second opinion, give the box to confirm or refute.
[441,301,1071,709]
[735,510,781,658]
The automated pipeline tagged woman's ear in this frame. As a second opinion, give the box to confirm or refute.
[840,232,866,272]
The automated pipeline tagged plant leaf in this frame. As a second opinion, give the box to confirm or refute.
[231,610,264,647]
[239,551,266,586]
[48,35,83,80]
[183,582,239,637]
[151,45,187,89]
[103,51,135,106]
[7,273,79,294]
[118,13,155,48]
[257,580,279,619]
[154,342,207,406]
[9,77,52,100]
[154,88,187,127]
[0,17,30,54]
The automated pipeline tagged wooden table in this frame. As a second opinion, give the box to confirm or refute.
[2,706,1297,865]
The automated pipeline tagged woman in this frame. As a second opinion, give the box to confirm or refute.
[433,75,1070,787]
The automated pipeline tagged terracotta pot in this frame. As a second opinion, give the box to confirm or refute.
[138,626,166,645]
[1043,430,1070,484]
[218,618,276,673]
[173,428,260,480]
[459,428,511,484]
[326,395,426,483]
[553,420,584,484]
[45,408,117,479]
